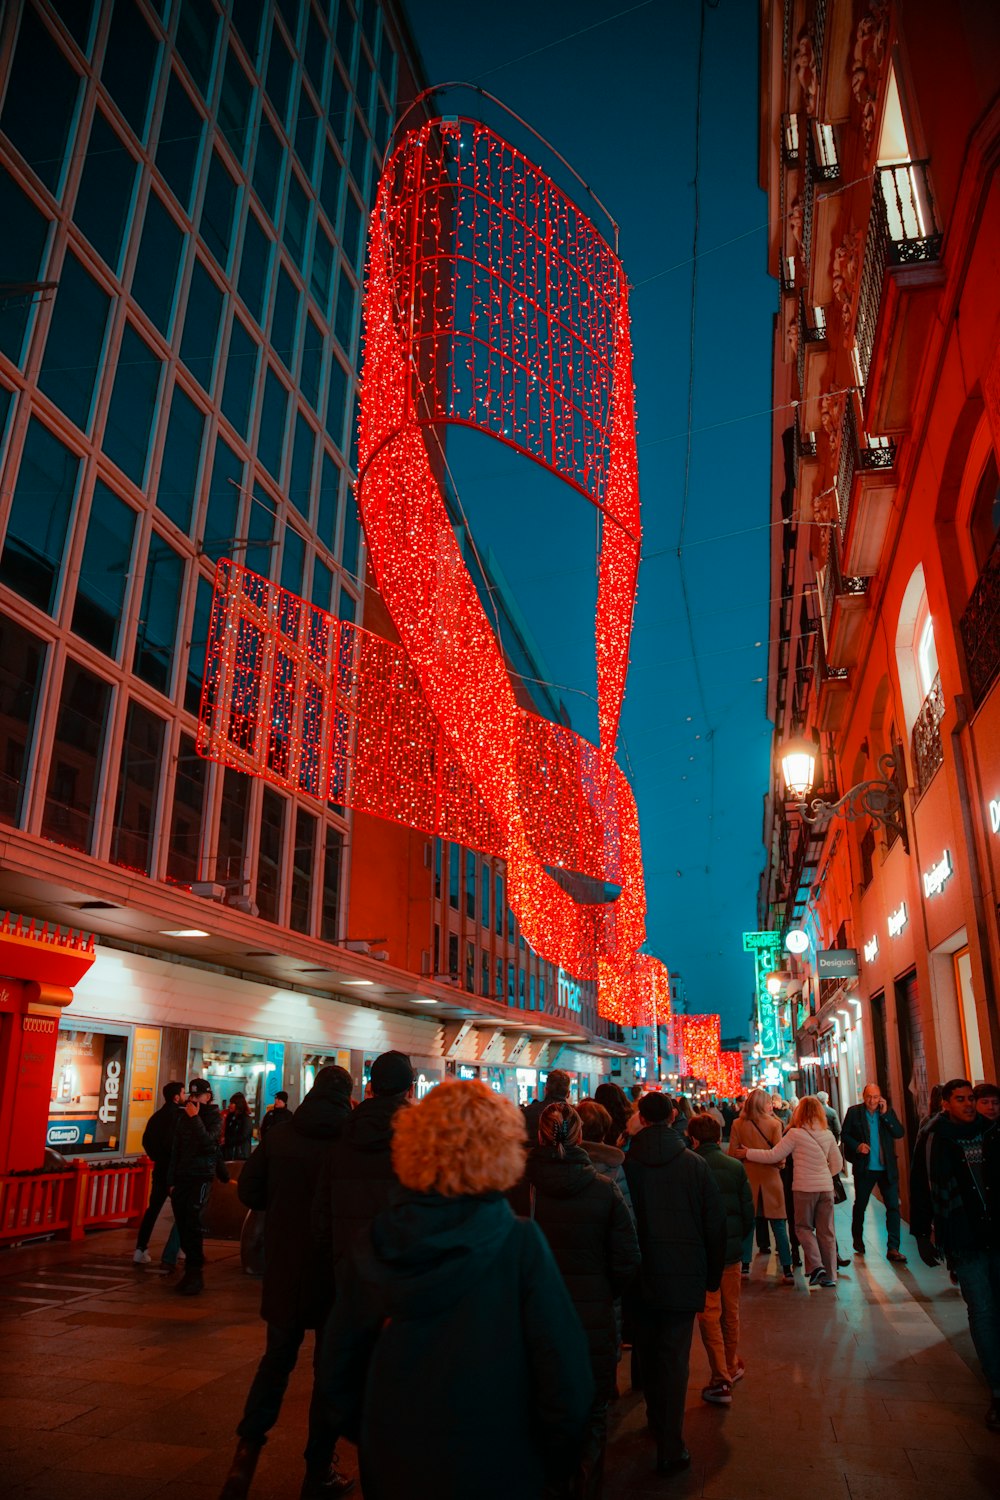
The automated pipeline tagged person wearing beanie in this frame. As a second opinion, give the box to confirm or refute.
[522,1067,572,1146]
[315,1050,415,1270]
[220,1066,355,1500]
[259,1090,292,1141]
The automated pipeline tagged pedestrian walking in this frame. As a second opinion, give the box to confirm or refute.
[219,1067,354,1500]
[816,1090,841,1139]
[169,1078,224,1296]
[841,1083,907,1262]
[910,1077,1000,1431]
[133,1081,185,1266]
[728,1088,793,1279]
[974,1083,1000,1125]
[321,1080,594,1500]
[688,1114,753,1405]
[593,1082,631,1147]
[223,1093,255,1160]
[738,1095,843,1288]
[523,1068,572,1146]
[624,1092,726,1476]
[577,1100,633,1214]
[259,1091,291,1140]
[524,1100,640,1497]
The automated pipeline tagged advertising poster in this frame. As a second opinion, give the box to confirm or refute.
[125,1026,161,1155]
[47,1028,129,1154]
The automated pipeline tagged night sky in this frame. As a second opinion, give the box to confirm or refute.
[401,0,776,1037]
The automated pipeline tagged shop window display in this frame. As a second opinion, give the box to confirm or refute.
[48,1026,129,1155]
[189,1032,284,1121]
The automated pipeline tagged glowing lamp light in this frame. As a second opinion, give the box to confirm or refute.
[779,734,819,801]
[765,970,791,997]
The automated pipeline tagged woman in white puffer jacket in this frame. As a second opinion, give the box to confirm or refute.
[735,1096,844,1288]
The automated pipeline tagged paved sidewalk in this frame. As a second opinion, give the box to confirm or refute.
[0,1198,996,1499]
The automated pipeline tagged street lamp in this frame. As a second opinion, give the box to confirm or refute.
[765,970,790,997]
[777,733,908,851]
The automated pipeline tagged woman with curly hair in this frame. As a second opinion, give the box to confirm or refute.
[593,1082,631,1146]
[321,1081,593,1500]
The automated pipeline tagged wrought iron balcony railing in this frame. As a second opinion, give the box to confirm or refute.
[959,532,1000,706]
[911,672,945,798]
[835,394,896,540]
[855,160,942,391]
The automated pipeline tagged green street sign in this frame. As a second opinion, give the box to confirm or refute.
[743,930,781,952]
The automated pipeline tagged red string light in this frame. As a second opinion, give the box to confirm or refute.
[680,1015,722,1084]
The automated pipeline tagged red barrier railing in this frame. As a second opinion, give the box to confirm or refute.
[0,1158,153,1245]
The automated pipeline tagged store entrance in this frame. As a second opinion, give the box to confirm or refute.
[188,1032,285,1128]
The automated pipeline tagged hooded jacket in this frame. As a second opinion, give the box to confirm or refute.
[321,1192,593,1500]
[909,1112,1000,1257]
[170,1103,223,1183]
[693,1141,754,1265]
[624,1121,726,1313]
[580,1137,634,1217]
[314,1090,409,1265]
[239,1069,353,1328]
[524,1144,640,1399]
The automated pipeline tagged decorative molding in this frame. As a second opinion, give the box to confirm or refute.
[851,3,889,159]
[794,27,818,119]
[831,227,863,346]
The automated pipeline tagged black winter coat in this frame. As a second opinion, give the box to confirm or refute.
[259,1105,292,1141]
[239,1085,352,1328]
[322,1192,594,1500]
[522,1094,566,1147]
[170,1104,223,1182]
[841,1103,905,1183]
[624,1121,726,1313]
[693,1141,754,1265]
[314,1092,409,1265]
[223,1110,254,1160]
[141,1101,182,1170]
[524,1145,640,1399]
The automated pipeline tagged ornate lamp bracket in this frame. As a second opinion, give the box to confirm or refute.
[793,750,909,853]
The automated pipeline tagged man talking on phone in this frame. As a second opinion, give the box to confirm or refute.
[841,1083,907,1263]
[169,1078,224,1295]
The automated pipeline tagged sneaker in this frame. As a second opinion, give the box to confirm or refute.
[887,1248,907,1264]
[853,1241,866,1256]
[729,1360,746,1385]
[133,1248,151,1265]
[741,1262,750,1278]
[701,1379,733,1406]
[656,1448,691,1476]
[300,1466,355,1498]
[781,1266,795,1285]
[808,1268,824,1288]
[819,1276,837,1288]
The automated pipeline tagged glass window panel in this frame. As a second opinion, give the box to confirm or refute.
[495,957,502,998]
[329,64,350,147]
[335,4,354,73]
[271,264,299,368]
[300,314,323,410]
[304,8,326,93]
[41,658,112,852]
[316,451,339,550]
[51,0,93,49]
[333,264,355,352]
[448,843,458,909]
[275,0,300,34]
[110,699,165,873]
[360,0,377,51]
[38,251,111,431]
[319,139,341,225]
[281,524,305,593]
[341,490,360,576]
[158,383,205,533]
[466,851,476,918]
[342,189,363,271]
[231,0,264,64]
[184,572,214,714]
[0,418,79,613]
[312,559,332,611]
[310,220,334,311]
[200,150,238,269]
[134,533,184,693]
[257,366,288,479]
[174,0,218,97]
[245,484,276,577]
[218,45,253,162]
[295,88,321,177]
[131,189,184,334]
[375,92,391,156]
[290,808,316,932]
[221,317,259,438]
[252,113,284,223]
[73,111,136,272]
[216,765,249,882]
[257,786,285,922]
[202,435,241,562]
[1,6,80,192]
[289,412,314,517]
[349,111,367,190]
[238,209,273,326]
[507,961,515,1004]
[103,323,162,484]
[102,0,158,138]
[180,257,225,391]
[265,24,294,124]
[0,614,46,827]
[326,354,348,452]
[337,585,353,621]
[495,873,502,936]
[320,825,342,940]
[167,731,206,882]
[71,481,136,657]
[378,35,394,100]
[481,864,490,928]
[356,46,373,124]
[0,166,50,367]
[482,952,490,998]
[156,70,202,212]
[283,172,310,269]
[465,941,475,993]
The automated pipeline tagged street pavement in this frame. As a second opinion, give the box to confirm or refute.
[0,1196,996,1499]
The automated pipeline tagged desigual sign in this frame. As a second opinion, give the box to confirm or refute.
[922,850,954,899]
[989,798,1000,834]
[888,902,908,937]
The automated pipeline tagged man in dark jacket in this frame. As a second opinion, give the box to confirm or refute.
[220,1067,354,1500]
[133,1081,185,1265]
[259,1091,291,1140]
[842,1082,907,1261]
[910,1077,1000,1431]
[315,1050,413,1267]
[688,1114,754,1405]
[169,1078,223,1296]
[625,1093,726,1476]
[522,1068,571,1146]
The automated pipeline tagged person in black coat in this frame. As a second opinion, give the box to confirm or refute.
[525,1101,640,1499]
[169,1078,224,1295]
[133,1081,185,1264]
[522,1067,572,1146]
[259,1091,291,1140]
[841,1083,907,1261]
[314,1050,414,1267]
[321,1079,594,1500]
[223,1093,255,1160]
[219,1067,354,1500]
[624,1092,726,1477]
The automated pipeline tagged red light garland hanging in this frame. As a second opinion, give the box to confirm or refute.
[680,1015,722,1084]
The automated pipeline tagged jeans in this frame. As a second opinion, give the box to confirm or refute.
[852,1170,901,1250]
[951,1248,1000,1396]
[698,1262,742,1382]
[237,1322,338,1469]
[793,1190,836,1280]
[742,1216,791,1268]
[171,1177,210,1269]
[635,1309,695,1463]
[135,1166,170,1252]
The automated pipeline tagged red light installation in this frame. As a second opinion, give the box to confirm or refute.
[198,110,659,1022]
[714,1052,745,1097]
[680,1015,722,1083]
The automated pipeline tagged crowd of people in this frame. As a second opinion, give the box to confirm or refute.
[130,1061,1000,1497]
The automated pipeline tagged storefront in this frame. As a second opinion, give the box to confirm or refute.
[188,1031,286,1123]
[47,1017,163,1159]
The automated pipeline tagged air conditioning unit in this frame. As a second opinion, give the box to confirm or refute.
[345,940,371,954]
[228,894,259,918]
[191,881,227,902]
[370,948,389,962]
[434,973,460,986]
[420,949,432,976]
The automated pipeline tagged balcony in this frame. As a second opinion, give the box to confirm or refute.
[959,534,1000,706]
[820,529,870,671]
[911,672,945,798]
[813,631,850,731]
[835,392,897,575]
